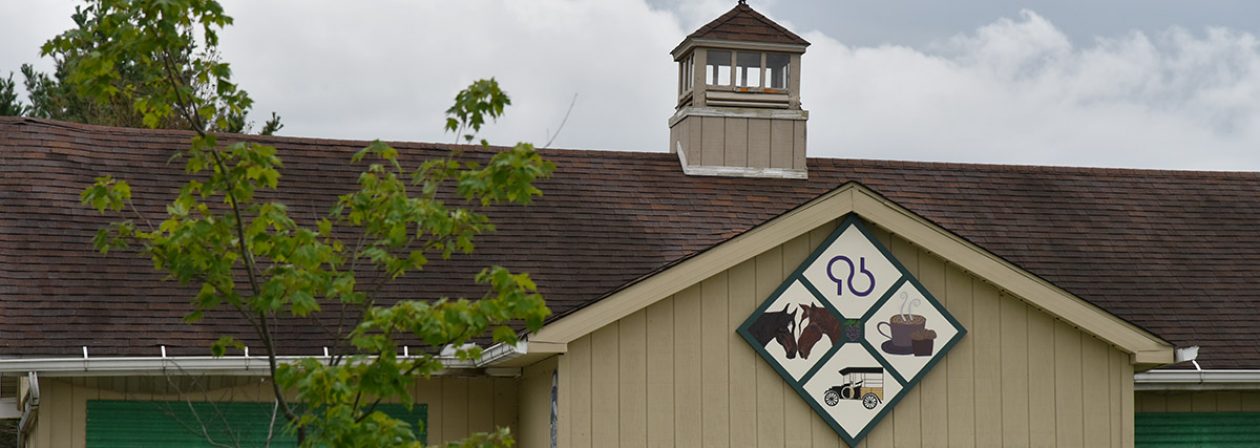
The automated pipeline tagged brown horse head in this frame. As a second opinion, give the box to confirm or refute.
[797,303,840,359]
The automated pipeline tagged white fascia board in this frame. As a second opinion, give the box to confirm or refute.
[0,342,527,378]
[1135,369,1260,390]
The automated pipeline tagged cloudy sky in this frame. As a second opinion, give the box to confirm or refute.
[3,0,1260,170]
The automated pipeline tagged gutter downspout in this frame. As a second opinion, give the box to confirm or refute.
[17,372,39,447]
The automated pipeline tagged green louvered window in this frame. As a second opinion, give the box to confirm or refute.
[1137,412,1260,447]
[86,400,426,447]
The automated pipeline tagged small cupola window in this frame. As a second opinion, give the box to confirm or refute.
[700,50,791,93]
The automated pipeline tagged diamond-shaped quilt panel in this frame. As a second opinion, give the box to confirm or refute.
[738,214,967,447]
[864,279,964,385]
[801,344,903,438]
[801,224,902,318]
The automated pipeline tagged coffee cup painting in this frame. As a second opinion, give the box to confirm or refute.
[737,214,966,446]
[877,292,937,357]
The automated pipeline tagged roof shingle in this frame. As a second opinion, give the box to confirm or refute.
[3,117,1259,369]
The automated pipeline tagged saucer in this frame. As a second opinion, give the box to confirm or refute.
[881,340,915,356]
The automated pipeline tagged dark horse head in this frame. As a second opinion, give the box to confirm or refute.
[749,304,798,359]
[797,303,840,359]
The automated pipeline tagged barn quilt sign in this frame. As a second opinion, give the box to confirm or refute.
[737,214,966,446]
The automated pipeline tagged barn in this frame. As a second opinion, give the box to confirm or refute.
[2,3,1258,447]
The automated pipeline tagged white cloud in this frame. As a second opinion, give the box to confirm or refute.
[219,0,684,151]
[4,3,1260,170]
[804,11,1260,169]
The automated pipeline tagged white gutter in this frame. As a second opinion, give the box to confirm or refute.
[1135,369,1260,391]
[0,342,527,378]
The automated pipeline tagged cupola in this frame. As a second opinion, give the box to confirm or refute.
[669,1,810,178]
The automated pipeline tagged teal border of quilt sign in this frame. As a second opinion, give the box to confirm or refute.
[736,212,967,447]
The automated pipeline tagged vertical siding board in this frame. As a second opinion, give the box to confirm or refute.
[944,266,974,447]
[1026,308,1056,447]
[782,234,813,448]
[1110,350,1123,448]
[725,118,749,168]
[444,377,470,441]
[1191,389,1217,412]
[416,376,444,444]
[1121,358,1134,448]
[748,119,772,168]
[1053,320,1083,447]
[516,361,550,448]
[570,336,593,448]
[889,236,922,448]
[1217,391,1242,411]
[1135,391,1165,412]
[701,273,731,448]
[620,310,648,448]
[675,285,704,447]
[646,297,676,448]
[917,250,949,448]
[999,295,1029,448]
[1164,393,1192,412]
[701,117,725,166]
[1081,337,1111,447]
[770,120,794,169]
[592,324,621,447]
[468,377,495,435]
[792,120,806,170]
[729,260,759,448]
[49,380,70,448]
[71,378,88,448]
[493,377,517,432]
[755,248,786,448]
[1239,392,1260,411]
[972,281,1003,447]
[687,117,703,166]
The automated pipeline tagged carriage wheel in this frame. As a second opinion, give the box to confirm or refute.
[824,390,840,406]
[862,393,879,409]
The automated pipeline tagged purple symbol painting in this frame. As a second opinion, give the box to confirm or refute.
[826,255,876,297]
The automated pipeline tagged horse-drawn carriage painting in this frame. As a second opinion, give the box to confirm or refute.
[823,367,884,410]
[738,215,966,446]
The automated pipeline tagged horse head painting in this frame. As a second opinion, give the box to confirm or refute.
[749,304,798,359]
[798,303,841,359]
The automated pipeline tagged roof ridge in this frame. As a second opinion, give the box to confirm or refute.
[7,116,1260,177]
[817,157,1260,178]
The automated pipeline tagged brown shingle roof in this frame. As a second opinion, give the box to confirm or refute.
[3,117,1259,368]
[686,2,810,46]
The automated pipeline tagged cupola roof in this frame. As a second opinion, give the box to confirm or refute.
[687,2,810,46]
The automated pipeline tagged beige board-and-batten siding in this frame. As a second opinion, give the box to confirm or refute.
[1136,391,1260,412]
[545,219,1136,448]
[27,374,517,448]
[670,114,805,170]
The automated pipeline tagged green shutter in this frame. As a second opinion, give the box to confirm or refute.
[1136,412,1260,447]
[86,400,427,447]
